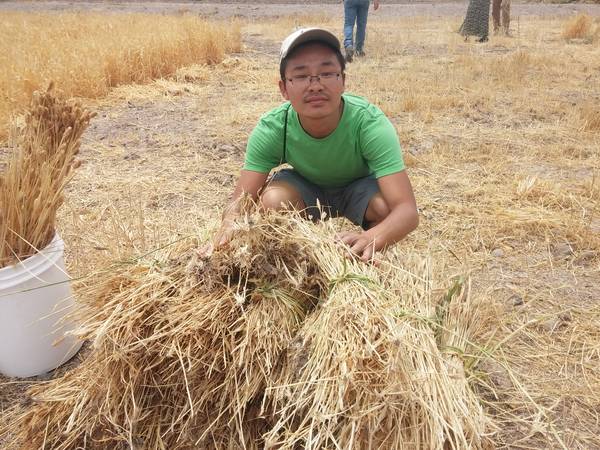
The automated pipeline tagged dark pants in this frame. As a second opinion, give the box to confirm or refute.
[269,169,379,229]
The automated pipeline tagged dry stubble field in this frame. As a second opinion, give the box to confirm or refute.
[1,2,600,448]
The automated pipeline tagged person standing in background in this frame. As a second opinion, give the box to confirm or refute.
[492,0,511,35]
[343,0,379,62]
[459,0,491,42]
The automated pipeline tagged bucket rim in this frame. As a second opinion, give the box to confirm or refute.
[0,233,67,289]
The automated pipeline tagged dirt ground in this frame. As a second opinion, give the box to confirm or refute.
[1,1,600,448]
[2,0,600,18]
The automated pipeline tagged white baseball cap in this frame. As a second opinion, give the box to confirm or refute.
[279,28,341,64]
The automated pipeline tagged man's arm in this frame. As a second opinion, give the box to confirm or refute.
[213,170,269,248]
[338,171,418,262]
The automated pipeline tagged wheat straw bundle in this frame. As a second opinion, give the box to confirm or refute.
[1,210,491,449]
[261,218,490,449]
[0,83,93,268]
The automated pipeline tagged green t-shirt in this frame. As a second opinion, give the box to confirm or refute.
[243,93,405,189]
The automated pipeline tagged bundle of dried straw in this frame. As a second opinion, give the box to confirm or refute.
[1,210,492,449]
[0,84,93,268]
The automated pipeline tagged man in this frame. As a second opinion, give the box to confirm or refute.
[212,28,418,262]
[492,0,510,36]
[343,0,380,62]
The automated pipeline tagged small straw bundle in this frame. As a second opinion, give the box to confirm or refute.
[1,210,492,449]
[0,83,94,268]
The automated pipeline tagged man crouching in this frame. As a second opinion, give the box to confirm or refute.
[212,28,418,262]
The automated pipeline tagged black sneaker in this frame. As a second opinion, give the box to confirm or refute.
[356,50,366,57]
[345,46,354,63]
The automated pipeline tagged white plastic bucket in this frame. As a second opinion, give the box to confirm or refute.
[0,234,82,378]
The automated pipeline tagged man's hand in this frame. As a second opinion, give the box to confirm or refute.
[199,170,269,258]
[198,218,235,258]
[337,230,379,263]
[336,171,418,263]
[373,0,380,11]
[214,218,236,249]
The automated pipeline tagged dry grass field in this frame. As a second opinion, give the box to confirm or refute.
[1,4,600,449]
[0,12,241,139]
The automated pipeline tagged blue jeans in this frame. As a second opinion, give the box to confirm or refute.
[343,0,370,52]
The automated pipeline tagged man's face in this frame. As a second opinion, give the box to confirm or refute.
[279,43,345,121]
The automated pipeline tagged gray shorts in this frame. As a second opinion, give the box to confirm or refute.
[268,169,379,229]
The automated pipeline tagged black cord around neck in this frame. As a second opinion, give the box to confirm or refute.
[282,103,292,164]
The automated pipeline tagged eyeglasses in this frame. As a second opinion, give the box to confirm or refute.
[286,72,341,88]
